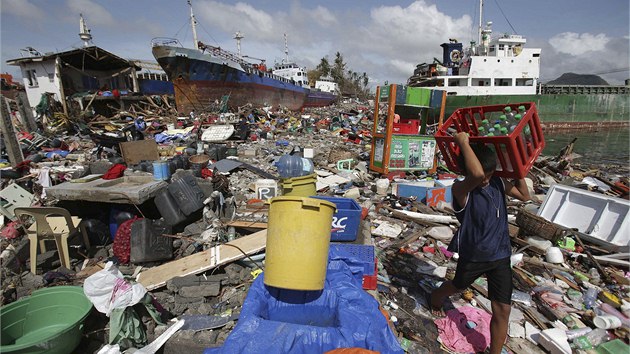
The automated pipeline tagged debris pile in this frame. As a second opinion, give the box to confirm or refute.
[1,97,628,354]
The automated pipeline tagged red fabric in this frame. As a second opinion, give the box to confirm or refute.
[112,217,140,264]
[102,164,127,180]
[0,221,21,239]
[201,168,213,179]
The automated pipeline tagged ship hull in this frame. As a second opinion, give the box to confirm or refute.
[304,90,338,107]
[153,45,308,113]
[445,93,629,128]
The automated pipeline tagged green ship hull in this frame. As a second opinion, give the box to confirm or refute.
[445,93,629,126]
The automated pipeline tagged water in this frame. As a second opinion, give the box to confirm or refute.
[543,127,629,166]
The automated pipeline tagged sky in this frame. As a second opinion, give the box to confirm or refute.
[1,0,629,86]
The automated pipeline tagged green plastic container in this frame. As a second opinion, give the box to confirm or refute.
[1,286,93,354]
[597,339,630,354]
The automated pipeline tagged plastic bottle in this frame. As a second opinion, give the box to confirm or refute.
[480,119,491,131]
[504,106,515,121]
[493,124,502,134]
[510,114,522,132]
[499,127,509,136]
[566,327,592,341]
[498,114,509,128]
[518,105,527,115]
[588,268,601,284]
[573,328,610,349]
[583,287,599,310]
[477,126,487,136]
[275,154,314,178]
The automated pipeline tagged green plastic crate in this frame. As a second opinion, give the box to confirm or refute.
[406,87,431,106]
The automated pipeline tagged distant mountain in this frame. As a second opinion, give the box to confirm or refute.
[546,73,609,85]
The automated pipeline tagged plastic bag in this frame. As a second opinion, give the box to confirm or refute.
[83,261,147,316]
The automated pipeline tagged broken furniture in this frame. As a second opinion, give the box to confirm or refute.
[14,207,91,274]
[0,183,35,221]
[45,175,167,204]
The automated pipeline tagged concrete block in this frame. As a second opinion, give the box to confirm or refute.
[179,283,221,298]
[89,160,113,174]
[166,274,228,292]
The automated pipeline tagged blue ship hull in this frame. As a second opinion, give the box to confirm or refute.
[153,45,309,113]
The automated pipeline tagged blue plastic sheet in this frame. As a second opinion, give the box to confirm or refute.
[204,258,403,354]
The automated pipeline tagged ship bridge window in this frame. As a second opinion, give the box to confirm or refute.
[297,72,302,76]
[516,78,534,86]
[472,79,490,86]
[533,53,540,57]
[448,78,461,86]
[494,78,512,86]
[499,44,505,51]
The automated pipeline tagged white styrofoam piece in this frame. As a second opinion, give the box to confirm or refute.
[201,125,235,142]
[538,184,629,248]
[538,328,571,354]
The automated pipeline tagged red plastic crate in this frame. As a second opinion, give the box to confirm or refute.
[393,119,420,134]
[362,258,378,290]
[434,102,545,179]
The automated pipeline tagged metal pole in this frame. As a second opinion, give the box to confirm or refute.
[478,0,483,45]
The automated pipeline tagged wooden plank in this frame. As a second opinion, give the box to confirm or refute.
[119,140,159,165]
[226,221,268,229]
[0,96,24,166]
[137,229,267,290]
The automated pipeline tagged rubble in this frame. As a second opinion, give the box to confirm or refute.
[1,96,629,354]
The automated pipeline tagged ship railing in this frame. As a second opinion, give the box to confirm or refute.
[151,37,183,47]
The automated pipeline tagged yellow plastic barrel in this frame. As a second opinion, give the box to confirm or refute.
[264,196,336,290]
[280,173,317,197]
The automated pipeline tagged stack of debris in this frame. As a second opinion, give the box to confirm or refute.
[0,98,628,354]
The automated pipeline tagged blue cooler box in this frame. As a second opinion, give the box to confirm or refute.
[312,196,362,241]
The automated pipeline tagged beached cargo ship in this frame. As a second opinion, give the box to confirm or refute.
[408,0,629,128]
[152,2,311,113]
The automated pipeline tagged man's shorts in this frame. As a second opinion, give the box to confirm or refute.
[452,257,512,305]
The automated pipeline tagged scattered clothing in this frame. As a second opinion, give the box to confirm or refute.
[435,306,492,353]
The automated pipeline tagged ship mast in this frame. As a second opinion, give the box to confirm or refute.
[79,13,93,47]
[478,0,483,45]
[283,33,289,63]
[188,0,199,50]
[234,31,244,58]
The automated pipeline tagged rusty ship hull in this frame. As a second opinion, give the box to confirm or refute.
[153,45,309,113]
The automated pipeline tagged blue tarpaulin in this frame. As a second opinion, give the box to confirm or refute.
[204,257,403,354]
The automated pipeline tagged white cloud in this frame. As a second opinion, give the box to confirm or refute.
[548,32,610,56]
[1,0,45,20]
[310,6,337,26]
[196,1,275,41]
[66,0,115,26]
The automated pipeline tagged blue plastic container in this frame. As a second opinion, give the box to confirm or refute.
[152,161,171,180]
[275,154,313,178]
[312,196,361,241]
[329,243,375,276]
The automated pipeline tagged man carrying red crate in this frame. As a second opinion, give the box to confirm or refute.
[430,132,530,354]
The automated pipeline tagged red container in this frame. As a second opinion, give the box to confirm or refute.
[393,119,420,135]
[362,258,378,290]
[434,102,545,179]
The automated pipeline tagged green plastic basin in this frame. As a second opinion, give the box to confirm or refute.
[1,286,93,354]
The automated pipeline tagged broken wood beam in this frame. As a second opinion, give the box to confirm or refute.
[226,221,268,229]
[137,229,267,290]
